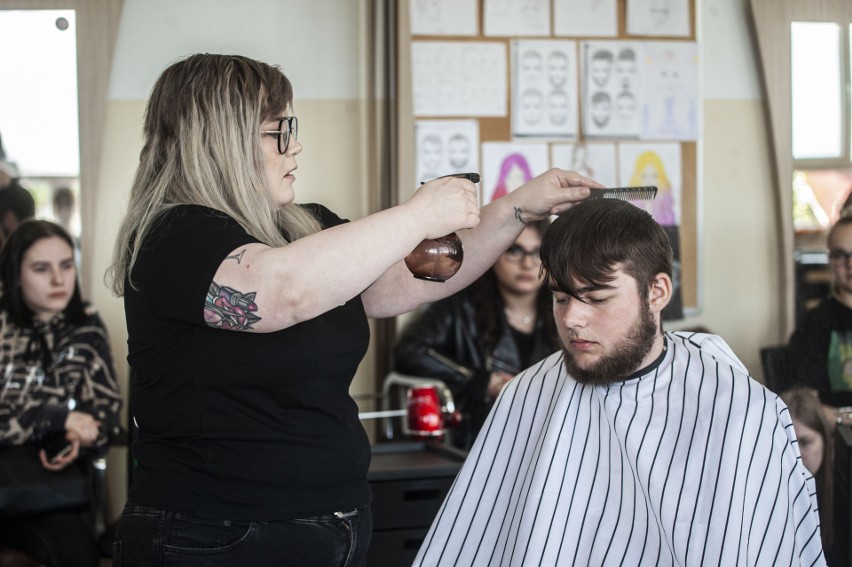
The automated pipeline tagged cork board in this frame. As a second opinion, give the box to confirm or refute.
[396,0,699,311]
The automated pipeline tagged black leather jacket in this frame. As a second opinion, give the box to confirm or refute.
[393,290,557,449]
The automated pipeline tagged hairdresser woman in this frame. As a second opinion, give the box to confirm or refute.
[107,53,601,567]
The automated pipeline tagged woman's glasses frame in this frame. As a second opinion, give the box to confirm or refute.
[261,116,298,155]
[503,244,541,264]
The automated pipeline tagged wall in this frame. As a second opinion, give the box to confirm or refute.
[89,0,781,519]
[676,0,782,377]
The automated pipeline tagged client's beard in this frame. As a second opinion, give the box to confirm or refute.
[561,302,659,386]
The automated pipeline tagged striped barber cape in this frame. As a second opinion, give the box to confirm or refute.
[414,332,826,566]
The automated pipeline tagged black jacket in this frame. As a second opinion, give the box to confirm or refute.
[394,290,557,449]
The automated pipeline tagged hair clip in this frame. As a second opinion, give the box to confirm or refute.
[588,186,658,201]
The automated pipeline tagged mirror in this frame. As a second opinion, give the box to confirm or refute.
[0,9,81,239]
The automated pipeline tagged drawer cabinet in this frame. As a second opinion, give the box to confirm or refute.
[367,442,466,567]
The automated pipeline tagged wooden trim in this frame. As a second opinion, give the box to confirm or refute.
[748,0,852,339]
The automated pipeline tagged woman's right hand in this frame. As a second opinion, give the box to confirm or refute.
[65,410,101,447]
[404,176,480,239]
[39,437,81,471]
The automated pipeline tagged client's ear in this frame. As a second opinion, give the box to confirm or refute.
[647,273,673,315]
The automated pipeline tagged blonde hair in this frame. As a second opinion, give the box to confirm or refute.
[628,151,672,190]
[107,53,321,296]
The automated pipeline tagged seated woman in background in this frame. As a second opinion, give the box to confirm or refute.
[780,387,833,553]
[394,220,559,450]
[0,220,122,567]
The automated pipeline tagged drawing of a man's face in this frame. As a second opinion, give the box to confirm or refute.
[616,48,637,88]
[521,50,543,83]
[420,135,443,173]
[521,89,544,125]
[548,90,570,126]
[590,92,611,128]
[590,51,613,87]
[547,51,569,87]
[448,134,470,169]
[616,91,636,120]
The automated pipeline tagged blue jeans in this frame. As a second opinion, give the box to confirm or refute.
[112,502,371,567]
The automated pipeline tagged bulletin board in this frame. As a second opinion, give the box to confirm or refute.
[395,0,700,315]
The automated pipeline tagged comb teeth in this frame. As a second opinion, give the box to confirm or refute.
[588,186,658,201]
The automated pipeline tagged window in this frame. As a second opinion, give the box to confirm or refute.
[791,20,852,232]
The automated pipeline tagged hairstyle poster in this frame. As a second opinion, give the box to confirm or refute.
[415,120,480,185]
[582,41,643,138]
[481,142,549,205]
[550,142,618,187]
[412,41,507,117]
[617,142,681,227]
[640,41,699,140]
[553,0,618,37]
[512,40,579,139]
[484,0,550,37]
[409,0,478,36]
[626,0,690,37]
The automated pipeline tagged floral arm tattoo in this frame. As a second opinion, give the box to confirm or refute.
[205,282,261,330]
[204,249,261,330]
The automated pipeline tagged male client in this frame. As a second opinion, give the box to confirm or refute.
[414,199,824,566]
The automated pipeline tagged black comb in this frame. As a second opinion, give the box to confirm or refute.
[421,172,480,185]
[588,186,658,200]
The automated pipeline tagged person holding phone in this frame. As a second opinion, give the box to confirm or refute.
[394,219,560,450]
[0,220,122,566]
[106,53,601,566]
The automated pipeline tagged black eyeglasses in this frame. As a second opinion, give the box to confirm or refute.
[503,244,541,264]
[260,116,298,155]
[829,248,852,263]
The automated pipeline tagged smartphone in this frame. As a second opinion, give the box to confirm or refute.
[42,435,73,464]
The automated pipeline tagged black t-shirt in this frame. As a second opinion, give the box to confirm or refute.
[124,205,372,520]
[787,295,852,407]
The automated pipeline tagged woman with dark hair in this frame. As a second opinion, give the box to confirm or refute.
[394,219,559,449]
[781,387,834,552]
[0,220,121,567]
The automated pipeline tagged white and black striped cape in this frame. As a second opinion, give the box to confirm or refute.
[414,332,826,566]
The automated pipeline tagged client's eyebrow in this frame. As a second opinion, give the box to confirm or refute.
[548,282,614,295]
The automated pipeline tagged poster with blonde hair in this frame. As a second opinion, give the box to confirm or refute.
[617,142,681,227]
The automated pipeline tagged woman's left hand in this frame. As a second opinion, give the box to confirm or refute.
[504,168,604,222]
[38,437,81,471]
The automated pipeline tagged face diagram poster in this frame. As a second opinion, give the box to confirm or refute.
[412,41,507,117]
[415,120,480,185]
[409,0,478,36]
[626,0,691,37]
[582,41,643,138]
[553,0,618,37]
[483,0,550,37]
[512,40,579,139]
[640,41,699,140]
